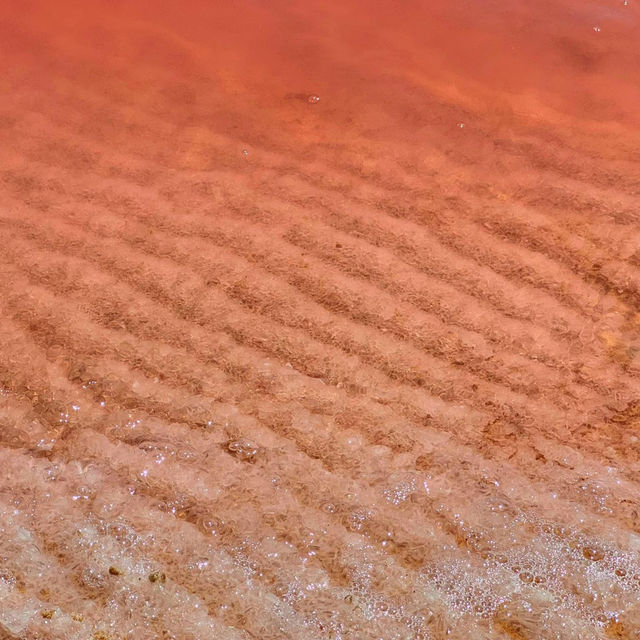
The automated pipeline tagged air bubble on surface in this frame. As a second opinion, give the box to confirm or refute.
[308,94,320,104]
[383,472,419,506]
[321,501,336,514]
[583,546,605,562]
[226,439,260,462]
[35,437,55,452]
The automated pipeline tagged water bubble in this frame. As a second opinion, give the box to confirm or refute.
[308,95,320,104]
[242,149,249,156]
[36,438,55,452]
[227,439,260,462]
[416,608,435,625]
[593,26,601,32]
[583,546,605,562]
[457,122,465,128]
[199,517,221,536]
[321,501,336,514]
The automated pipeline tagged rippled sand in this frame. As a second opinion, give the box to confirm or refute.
[1,1,640,638]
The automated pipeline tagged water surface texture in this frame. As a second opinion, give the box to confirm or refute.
[1,0,640,638]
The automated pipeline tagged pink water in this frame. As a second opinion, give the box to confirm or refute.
[1,0,640,638]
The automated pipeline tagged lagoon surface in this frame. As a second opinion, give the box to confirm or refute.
[1,1,640,638]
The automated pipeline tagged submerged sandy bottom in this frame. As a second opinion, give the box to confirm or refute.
[1,0,640,638]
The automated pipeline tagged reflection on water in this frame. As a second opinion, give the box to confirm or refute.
[0,0,640,638]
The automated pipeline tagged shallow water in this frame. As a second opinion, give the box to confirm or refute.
[1,1,640,638]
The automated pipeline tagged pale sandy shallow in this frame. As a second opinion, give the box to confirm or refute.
[1,1,640,639]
